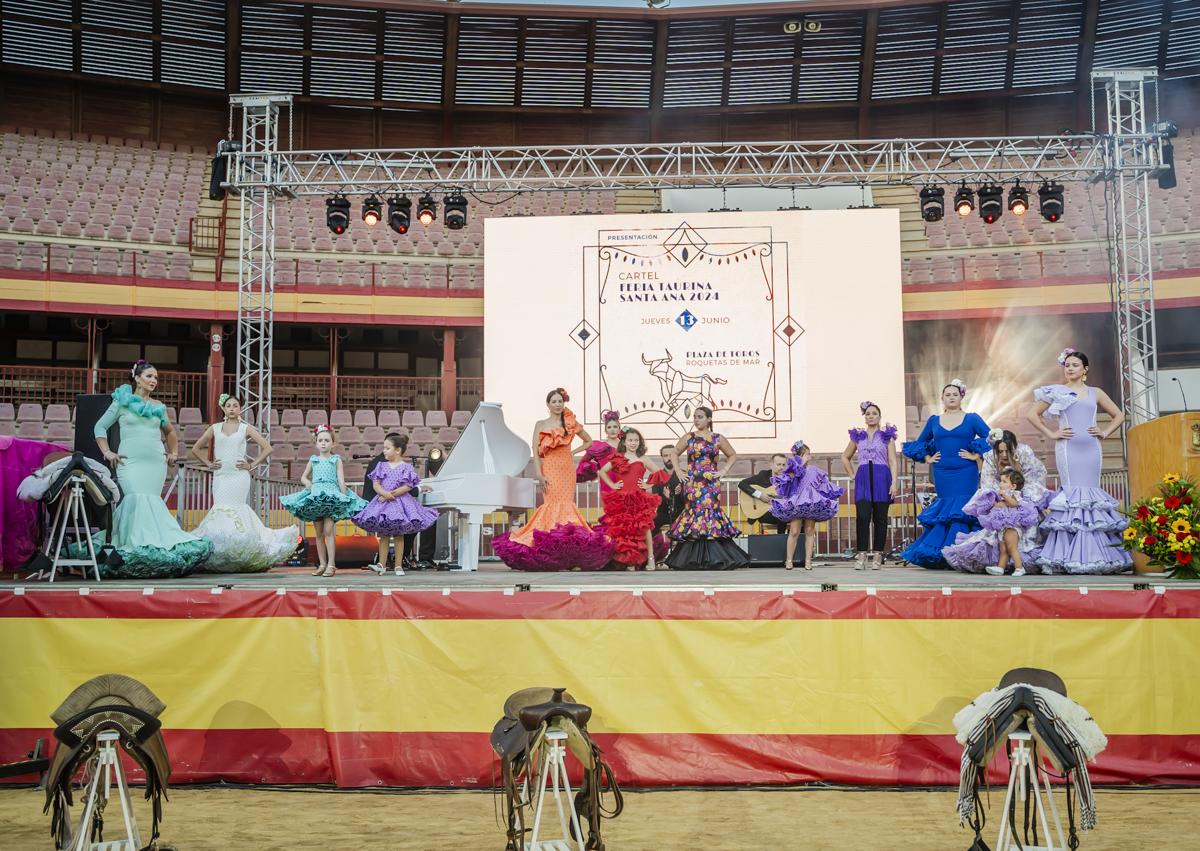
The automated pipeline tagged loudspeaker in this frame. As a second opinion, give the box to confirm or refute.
[74,393,117,466]
[746,533,796,567]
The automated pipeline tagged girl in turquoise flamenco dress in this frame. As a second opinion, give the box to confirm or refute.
[281,425,367,577]
[93,360,213,578]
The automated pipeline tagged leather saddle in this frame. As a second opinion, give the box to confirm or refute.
[43,674,171,851]
[490,687,622,851]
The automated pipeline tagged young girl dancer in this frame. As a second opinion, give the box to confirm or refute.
[597,427,663,571]
[982,468,1040,578]
[771,441,845,570]
[576,409,623,484]
[841,401,899,569]
[353,433,439,576]
[281,425,367,577]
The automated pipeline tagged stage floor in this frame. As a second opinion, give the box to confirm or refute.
[1,559,1176,591]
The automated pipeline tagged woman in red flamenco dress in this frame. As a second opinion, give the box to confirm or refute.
[597,427,663,571]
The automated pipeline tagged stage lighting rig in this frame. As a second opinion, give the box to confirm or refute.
[1008,182,1029,216]
[416,194,437,227]
[388,195,412,235]
[919,186,944,222]
[325,195,350,234]
[953,183,975,217]
[361,195,382,227]
[444,192,468,230]
[1038,180,1064,222]
[978,184,1003,224]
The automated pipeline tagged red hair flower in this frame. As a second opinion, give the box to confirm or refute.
[1165,495,1182,510]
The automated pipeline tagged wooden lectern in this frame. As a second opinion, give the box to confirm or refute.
[1127,412,1200,573]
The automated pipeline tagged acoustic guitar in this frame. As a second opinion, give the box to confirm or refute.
[738,485,778,520]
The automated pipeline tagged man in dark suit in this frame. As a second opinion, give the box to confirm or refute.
[737,453,788,534]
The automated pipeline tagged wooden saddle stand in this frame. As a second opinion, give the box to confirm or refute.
[490,687,624,851]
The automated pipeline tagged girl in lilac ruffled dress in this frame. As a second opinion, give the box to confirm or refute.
[978,468,1041,577]
[353,433,439,576]
[771,441,845,570]
[943,428,1050,574]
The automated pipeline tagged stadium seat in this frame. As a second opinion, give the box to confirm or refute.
[16,421,44,439]
[305,409,328,427]
[272,444,296,462]
[436,427,460,444]
[44,403,71,422]
[46,422,74,441]
[280,409,304,427]
[0,421,15,437]
[337,426,363,445]
[401,410,424,428]
[286,425,312,444]
[347,442,373,459]
[179,407,203,425]
[361,426,387,444]
[329,409,353,427]
[0,403,15,421]
[17,403,43,422]
[450,410,471,428]
[377,410,401,428]
[425,410,448,429]
[410,426,435,444]
[353,410,376,428]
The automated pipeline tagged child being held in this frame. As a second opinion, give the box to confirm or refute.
[984,468,1040,578]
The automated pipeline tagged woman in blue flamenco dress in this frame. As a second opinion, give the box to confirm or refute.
[900,379,993,568]
[93,360,213,578]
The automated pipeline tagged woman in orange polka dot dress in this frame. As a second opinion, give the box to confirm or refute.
[492,388,614,571]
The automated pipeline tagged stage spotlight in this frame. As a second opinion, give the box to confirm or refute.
[919,186,944,222]
[325,195,351,235]
[444,192,468,230]
[978,184,1003,224]
[1008,182,1029,216]
[1038,180,1064,222]
[953,184,975,217]
[426,445,445,476]
[416,194,437,227]
[387,195,412,235]
[361,195,382,227]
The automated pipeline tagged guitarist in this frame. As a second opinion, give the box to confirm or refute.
[649,444,685,532]
[738,453,789,534]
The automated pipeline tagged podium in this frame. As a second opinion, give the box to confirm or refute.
[1127,412,1200,573]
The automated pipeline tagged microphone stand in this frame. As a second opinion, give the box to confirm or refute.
[1172,376,1190,411]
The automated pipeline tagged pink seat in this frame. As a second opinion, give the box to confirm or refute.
[46,422,74,441]
[182,424,207,442]
[44,404,71,422]
[280,409,304,427]
[401,410,424,428]
[272,444,296,462]
[17,403,44,422]
[377,409,401,428]
[353,410,376,428]
[286,425,312,443]
[0,403,15,421]
[436,427,460,444]
[0,421,14,437]
[425,410,448,429]
[304,409,328,427]
[329,409,353,427]
[16,421,44,439]
[450,410,471,428]
[179,407,203,425]
[410,426,435,443]
[361,426,387,443]
[337,426,363,445]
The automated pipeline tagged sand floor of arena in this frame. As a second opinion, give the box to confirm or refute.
[0,786,1195,850]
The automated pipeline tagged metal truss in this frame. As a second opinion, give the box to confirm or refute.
[232,93,288,444]
[231,134,1161,195]
[228,72,1165,431]
[1096,69,1161,431]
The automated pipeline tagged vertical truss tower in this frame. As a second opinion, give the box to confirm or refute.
[1096,69,1161,429]
[231,93,290,436]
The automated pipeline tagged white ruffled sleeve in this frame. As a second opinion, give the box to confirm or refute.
[1017,443,1049,504]
[1033,385,1078,419]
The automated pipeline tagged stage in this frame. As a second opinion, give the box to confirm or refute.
[2,566,1198,791]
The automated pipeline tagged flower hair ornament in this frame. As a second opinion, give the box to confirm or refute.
[987,427,1005,444]
[601,409,620,424]
[218,392,233,407]
[791,440,807,455]
[130,358,148,378]
[1057,347,1078,366]
[860,400,877,413]
[947,378,968,397]
[312,424,333,437]
[555,387,570,403]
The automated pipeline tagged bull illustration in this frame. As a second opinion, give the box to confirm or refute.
[642,351,727,419]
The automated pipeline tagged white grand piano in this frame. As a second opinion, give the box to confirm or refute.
[420,401,537,571]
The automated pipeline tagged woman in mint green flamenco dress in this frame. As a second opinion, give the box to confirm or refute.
[93,361,213,578]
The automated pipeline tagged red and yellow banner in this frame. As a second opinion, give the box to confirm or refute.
[2,589,1198,787]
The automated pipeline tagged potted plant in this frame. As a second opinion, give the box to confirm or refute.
[1121,474,1199,580]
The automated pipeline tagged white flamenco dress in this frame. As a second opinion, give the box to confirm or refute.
[194,422,299,572]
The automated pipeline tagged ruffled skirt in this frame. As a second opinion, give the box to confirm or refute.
[103,493,213,579]
[281,485,368,522]
[665,538,751,570]
[901,495,979,569]
[492,524,614,572]
[353,494,439,536]
[1036,487,1131,574]
[602,486,662,566]
[194,503,299,573]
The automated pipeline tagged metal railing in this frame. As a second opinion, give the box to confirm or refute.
[0,365,209,410]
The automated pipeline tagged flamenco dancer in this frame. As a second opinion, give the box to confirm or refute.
[280,425,368,577]
[900,379,993,568]
[1028,348,1131,574]
[576,409,623,485]
[771,440,844,570]
[597,427,663,571]
[665,406,751,570]
[841,401,899,569]
[188,393,299,572]
[93,360,213,577]
[943,428,1050,574]
[353,433,439,576]
[491,388,613,571]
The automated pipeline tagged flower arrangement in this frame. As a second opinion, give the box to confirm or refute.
[1121,474,1199,579]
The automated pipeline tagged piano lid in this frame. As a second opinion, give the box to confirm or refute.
[430,401,531,480]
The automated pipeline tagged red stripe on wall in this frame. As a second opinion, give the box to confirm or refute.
[3,588,1199,621]
[1,729,1193,788]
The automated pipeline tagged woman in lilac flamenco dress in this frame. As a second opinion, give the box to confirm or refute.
[943,428,1050,573]
[771,440,844,570]
[1026,348,1131,574]
[492,388,613,571]
[901,379,993,568]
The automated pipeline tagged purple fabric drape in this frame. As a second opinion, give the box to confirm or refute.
[0,436,70,569]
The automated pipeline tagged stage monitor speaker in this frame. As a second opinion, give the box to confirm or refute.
[74,394,117,466]
[746,533,797,567]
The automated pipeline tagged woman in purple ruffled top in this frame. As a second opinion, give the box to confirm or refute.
[943,428,1050,574]
[841,401,899,570]
[353,433,439,575]
[1026,348,1131,574]
[771,440,845,570]
[575,409,623,489]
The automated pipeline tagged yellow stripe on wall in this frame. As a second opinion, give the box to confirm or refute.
[3,616,1198,736]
